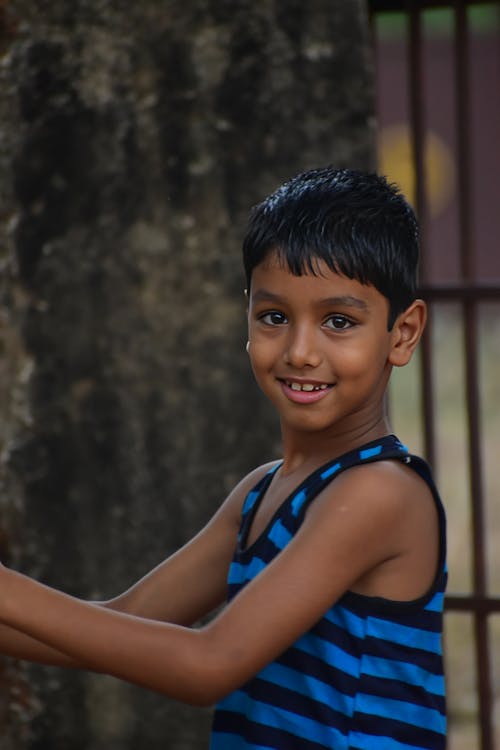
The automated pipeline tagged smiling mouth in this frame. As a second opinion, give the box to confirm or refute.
[281,380,332,392]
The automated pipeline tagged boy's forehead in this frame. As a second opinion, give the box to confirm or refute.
[249,254,389,312]
[252,254,366,293]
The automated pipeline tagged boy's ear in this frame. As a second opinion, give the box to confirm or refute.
[388,299,427,367]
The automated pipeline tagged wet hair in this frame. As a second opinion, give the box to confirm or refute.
[242,166,420,330]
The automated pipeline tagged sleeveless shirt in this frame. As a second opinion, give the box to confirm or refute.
[210,435,447,750]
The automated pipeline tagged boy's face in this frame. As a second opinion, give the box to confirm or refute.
[247,253,399,438]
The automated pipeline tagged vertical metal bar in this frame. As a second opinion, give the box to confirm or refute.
[453,2,493,748]
[408,4,426,228]
[372,1,500,746]
[455,2,474,283]
[465,303,491,750]
[407,2,436,468]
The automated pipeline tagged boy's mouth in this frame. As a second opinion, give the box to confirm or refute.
[277,378,334,404]
[284,380,330,392]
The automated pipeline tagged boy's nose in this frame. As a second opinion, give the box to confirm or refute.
[283,326,322,369]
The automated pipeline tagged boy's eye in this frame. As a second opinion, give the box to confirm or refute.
[260,311,287,326]
[324,315,353,330]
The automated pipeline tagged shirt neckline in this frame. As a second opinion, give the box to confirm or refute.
[238,434,403,556]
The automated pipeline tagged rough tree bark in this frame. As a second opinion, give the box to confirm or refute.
[0,1,375,748]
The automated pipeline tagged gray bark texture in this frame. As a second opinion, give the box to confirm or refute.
[0,1,375,747]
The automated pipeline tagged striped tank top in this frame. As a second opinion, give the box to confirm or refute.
[210,435,447,750]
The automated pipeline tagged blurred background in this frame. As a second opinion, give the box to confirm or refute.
[0,1,498,748]
[374,4,500,749]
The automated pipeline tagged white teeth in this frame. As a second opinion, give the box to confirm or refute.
[288,382,329,392]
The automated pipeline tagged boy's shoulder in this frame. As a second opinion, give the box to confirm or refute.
[221,459,281,517]
[304,454,440,598]
[320,452,435,520]
[240,459,282,491]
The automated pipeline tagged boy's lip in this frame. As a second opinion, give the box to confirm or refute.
[277,377,334,404]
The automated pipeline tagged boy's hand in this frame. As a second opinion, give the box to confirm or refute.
[0,459,438,708]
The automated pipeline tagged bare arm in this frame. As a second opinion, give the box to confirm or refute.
[0,464,272,667]
[0,505,233,668]
[0,462,438,705]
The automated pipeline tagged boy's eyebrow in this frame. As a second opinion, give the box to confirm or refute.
[250,289,286,304]
[251,289,369,310]
[318,295,369,311]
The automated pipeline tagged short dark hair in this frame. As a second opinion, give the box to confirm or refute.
[242,167,420,329]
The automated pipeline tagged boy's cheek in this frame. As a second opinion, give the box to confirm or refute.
[247,336,275,361]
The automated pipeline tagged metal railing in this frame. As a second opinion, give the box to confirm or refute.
[370,2,500,747]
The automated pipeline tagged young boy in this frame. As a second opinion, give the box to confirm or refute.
[0,167,447,749]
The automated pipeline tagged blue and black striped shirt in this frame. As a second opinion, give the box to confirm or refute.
[211,435,447,750]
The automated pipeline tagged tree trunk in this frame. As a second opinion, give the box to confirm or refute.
[0,1,375,747]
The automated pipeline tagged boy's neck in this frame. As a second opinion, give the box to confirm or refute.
[279,415,392,475]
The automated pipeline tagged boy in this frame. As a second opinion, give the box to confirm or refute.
[0,167,446,749]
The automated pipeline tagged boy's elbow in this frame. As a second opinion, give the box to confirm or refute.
[181,633,247,707]
[173,672,232,708]
[183,663,238,707]
[185,687,221,708]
